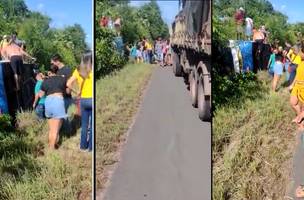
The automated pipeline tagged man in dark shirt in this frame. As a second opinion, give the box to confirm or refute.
[50,54,72,112]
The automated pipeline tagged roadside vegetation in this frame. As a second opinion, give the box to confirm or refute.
[213,71,296,199]
[0,1,91,199]
[96,0,169,193]
[96,0,169,78]
[0,106,92,200]
[212,0,303,199]
[96,63,154,190]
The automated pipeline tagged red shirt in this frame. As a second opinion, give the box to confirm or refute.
[100,17,108,27]
[234,10,244,24]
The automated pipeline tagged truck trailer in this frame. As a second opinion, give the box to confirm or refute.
[170,0,211,121]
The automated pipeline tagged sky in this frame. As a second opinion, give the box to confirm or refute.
[129,0,179,26]
[24,0,93,47]
[130,0,304,25]
[268,0,304,23]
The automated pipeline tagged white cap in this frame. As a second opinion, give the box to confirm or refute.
[239,7,244,11]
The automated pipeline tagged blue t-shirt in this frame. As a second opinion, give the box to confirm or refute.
[35,80,45,105]
[130,46,137,58]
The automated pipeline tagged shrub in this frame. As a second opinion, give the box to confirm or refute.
[212,68,266,110]
[95,27,127,79]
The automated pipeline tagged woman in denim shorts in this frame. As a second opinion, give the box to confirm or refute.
[38,65,67,149]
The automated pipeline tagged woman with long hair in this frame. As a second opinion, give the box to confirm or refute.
[39,65,67,149]
[67,51,93,151]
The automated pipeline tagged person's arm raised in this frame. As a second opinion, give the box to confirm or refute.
[20,47,35,60]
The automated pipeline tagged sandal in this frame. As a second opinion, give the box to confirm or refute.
[296,185,304,198]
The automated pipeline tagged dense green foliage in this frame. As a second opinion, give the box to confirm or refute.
[0,2,91,199]
[96,0,169,78]
[212,68,265,109]
[213,0,304,109]
[95,27,127,78]
[213,1,300,198]
[0,0,88,70]
[213,0,303,46]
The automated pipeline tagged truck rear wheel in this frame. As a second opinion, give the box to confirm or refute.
[172,51,182,77]
[189,69,198,107]
[198,74,211,121]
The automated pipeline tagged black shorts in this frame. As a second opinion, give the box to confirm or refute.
[10,55,23,75]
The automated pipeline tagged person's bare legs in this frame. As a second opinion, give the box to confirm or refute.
[291,95,301,115]
[48,118,62,149]
[168,54,172,65]
[272,74,280,91]
[290,95,302,124]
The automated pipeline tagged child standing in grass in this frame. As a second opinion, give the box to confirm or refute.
[33,72,46,119]
[272,54,283,91]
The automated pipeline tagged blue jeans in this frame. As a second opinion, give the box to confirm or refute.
[288,64,297,86]
[80,98,92,151]
[156,52,163,63]
[35,104,45,119]
[284,62,290,81]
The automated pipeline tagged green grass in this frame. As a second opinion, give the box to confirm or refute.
[95,63,154,191]
[213,71,297,199]
[0,105,92,200]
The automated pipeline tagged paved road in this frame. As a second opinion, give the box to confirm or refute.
[101,67,211,200]
[286,133,304,199]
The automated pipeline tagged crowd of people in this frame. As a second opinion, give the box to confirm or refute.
[127,36,172,67]
[234,9,304,197]
[234,7,270,43]
[0,31,92,152]
[33,53,93,151]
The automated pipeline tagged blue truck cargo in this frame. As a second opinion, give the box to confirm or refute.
[238,41,254,72]
[0,62,8,114]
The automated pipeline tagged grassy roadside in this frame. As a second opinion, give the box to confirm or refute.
[213,71,297,200]
[0,105,92,200]
[95,63,154,191]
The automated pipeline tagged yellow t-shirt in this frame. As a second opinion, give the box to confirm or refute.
[288,49,302,65]
[295,61,304,81]
[145,42,152,50]
[72,69,93,98]
[287,49,293,58]
[291,61,304,102]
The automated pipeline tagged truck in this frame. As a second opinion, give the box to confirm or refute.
[170,0,211,121]
[0,61,36,124]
